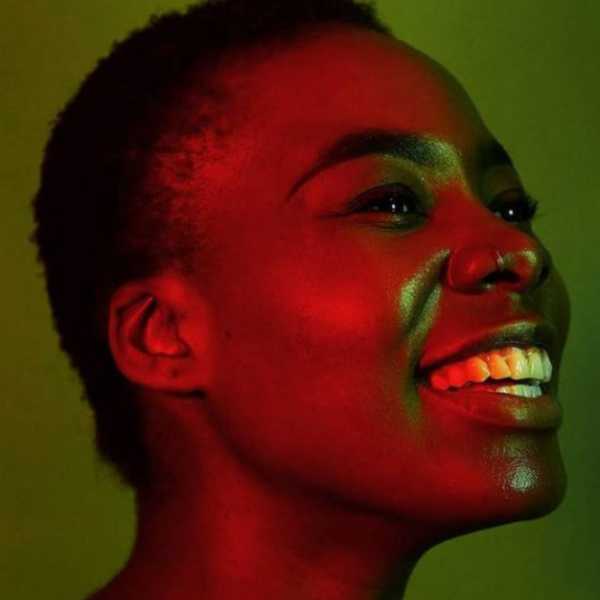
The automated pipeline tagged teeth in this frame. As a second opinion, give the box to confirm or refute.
[525,348,545,380]
[431,371,450,391]
[541,351,553,381]
[503,348,529,380]
[447,364,467,387]
[484,353,511,379]
[426,345,552,391]
[465,357,490,382]
[495,383,543,398]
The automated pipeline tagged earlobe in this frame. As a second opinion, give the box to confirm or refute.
[108,284,205,393]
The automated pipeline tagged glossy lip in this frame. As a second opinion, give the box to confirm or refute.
[417,381,562,431]
[416,319,558,377]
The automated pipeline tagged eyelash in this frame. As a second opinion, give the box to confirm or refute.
[350,184,425,224]
[351,184,541,226]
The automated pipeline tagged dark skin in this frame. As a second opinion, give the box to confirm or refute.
[95,25,570,600]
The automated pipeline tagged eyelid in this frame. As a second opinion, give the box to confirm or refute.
[488,190,539,222]
[347,182,422,211]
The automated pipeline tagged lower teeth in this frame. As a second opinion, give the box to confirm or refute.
[495,384,543,398]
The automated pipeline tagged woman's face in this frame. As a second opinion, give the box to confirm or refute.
[185,27,570,531]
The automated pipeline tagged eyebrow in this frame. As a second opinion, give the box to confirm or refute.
[286,128,514,201]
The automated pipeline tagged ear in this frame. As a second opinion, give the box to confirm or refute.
[108,276,210,393]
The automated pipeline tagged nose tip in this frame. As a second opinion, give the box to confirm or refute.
[444,243,550,293]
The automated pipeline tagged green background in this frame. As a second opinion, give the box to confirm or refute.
[2,1,598,598]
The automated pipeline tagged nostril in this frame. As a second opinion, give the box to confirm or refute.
[481,270,520,286]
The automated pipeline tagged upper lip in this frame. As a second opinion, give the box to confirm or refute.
[415,320,558,378]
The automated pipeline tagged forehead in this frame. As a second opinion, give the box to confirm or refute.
[224,28,485,144]
[183,26,494,202]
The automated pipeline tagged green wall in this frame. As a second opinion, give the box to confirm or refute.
[2,1,598,598]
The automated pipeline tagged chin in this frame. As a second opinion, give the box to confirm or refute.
[502,459,567,522]
[398,434,568,542]
[497,432,567,519]
[453,448,567,537]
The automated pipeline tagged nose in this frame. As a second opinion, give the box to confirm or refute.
[443,242,551,293]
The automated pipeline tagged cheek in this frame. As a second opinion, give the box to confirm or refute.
[208,218,403,379]
[203,224,415,484]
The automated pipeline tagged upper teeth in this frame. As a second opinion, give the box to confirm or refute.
[427,345,552,391]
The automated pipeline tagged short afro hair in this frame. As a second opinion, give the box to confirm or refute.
[31,0,393,490]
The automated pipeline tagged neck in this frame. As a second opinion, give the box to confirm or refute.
[90,400,437,600]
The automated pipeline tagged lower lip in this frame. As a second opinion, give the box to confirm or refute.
[416,381,562,430]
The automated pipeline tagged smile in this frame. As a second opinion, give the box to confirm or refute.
[413,322,563,429]
[426,345,552,396]
[415,344,561,430]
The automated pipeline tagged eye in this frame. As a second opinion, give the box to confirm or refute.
[350,183,426,225]
[489,192,539,223]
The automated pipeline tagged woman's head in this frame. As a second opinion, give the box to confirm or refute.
[31,0,393,490]
[33,0,570,536]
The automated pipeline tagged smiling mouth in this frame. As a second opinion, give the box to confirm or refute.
[417,345,552,394]
[410,320,563,430]
[414,345,560,430]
